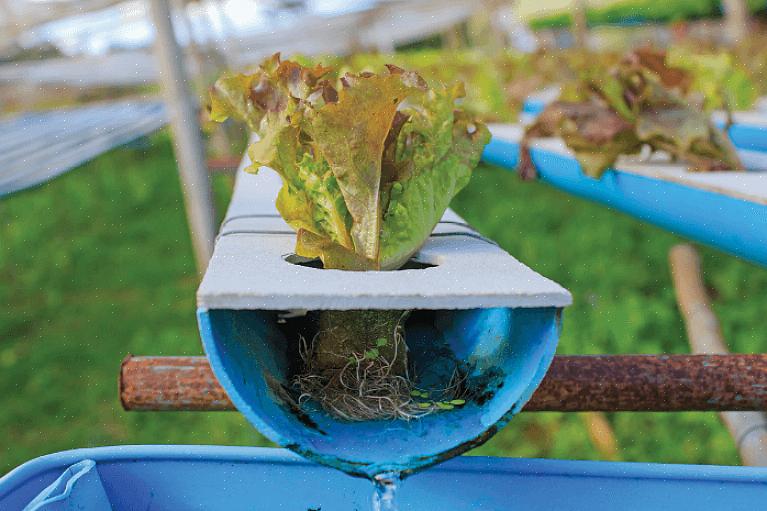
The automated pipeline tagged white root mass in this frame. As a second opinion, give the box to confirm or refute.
[292,331,466,422]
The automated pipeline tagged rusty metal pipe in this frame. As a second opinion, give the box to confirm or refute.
[120,355,233,411]
[120,354,767,413]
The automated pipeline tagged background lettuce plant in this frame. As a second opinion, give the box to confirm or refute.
[520,48,742,179]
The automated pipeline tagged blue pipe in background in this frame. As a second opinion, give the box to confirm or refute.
[481,138,767,267]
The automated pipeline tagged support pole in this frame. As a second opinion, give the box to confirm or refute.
[149,0,216,275]
[669,244,767,466]
[721,0,749,46]
[120,354,767,413]
[581,412,619,461]
[571,0,588,49]
[169,0,207,85]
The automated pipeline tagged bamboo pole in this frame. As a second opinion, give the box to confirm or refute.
[149,0,216,275]
[721,0,749,46]
[581,412,620,461]
[571,0,588,49]
[669,244,767,466]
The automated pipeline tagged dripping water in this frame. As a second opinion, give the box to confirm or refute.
[371,472,402,511]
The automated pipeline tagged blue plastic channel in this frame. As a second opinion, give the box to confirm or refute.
[522,98,547,116]
[197,307,561,478]
[481,138,767,267]
[714,119,767,153]
[482,137,520,169]
[3,445,767,510]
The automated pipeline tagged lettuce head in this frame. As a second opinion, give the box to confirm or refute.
[210,54,490,270]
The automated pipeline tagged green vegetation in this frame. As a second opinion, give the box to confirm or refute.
[1,130,765,474]
[318,47,761,127]
[0,132,267,474]
[528,0,767,30]
[455,165,766,465]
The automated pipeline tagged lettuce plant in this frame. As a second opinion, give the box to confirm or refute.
[210,54,489,420]
[520,48,743,179]
[668,49,757,111]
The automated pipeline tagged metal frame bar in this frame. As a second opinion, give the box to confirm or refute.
[120,354,767,413]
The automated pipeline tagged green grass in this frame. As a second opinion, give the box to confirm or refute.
[528,0,767,29]
[1,132,765,473]
[0,132,268,474]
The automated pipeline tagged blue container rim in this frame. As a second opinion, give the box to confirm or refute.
[4,445,767,498]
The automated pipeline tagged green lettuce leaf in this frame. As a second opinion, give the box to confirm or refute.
[304,72,418,261]
[380,85,490,269]
[667,50,757,111]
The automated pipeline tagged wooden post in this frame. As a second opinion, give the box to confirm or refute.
[149,0,216,275]
[721,0,749,46]
[571,0,588,49]
[670,244,767,466]
[581,412,620,461]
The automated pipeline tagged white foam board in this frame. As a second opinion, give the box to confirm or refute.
[711,110,767,128]
[527,86,561,105]
[198,153,572,311]
[487,123,523,143]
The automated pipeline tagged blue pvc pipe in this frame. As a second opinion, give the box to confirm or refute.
[3,446,767,510]
[716,121,767,153]
[197,307,561,478]
[481,138,767,267]
[522,98,547,116]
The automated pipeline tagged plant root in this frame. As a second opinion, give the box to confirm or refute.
[292,331,467,422]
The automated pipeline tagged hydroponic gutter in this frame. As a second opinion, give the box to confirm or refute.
[193,150,571,477]
[483,124,767,267]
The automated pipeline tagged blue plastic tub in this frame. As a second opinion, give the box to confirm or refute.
[2,446,767,510]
